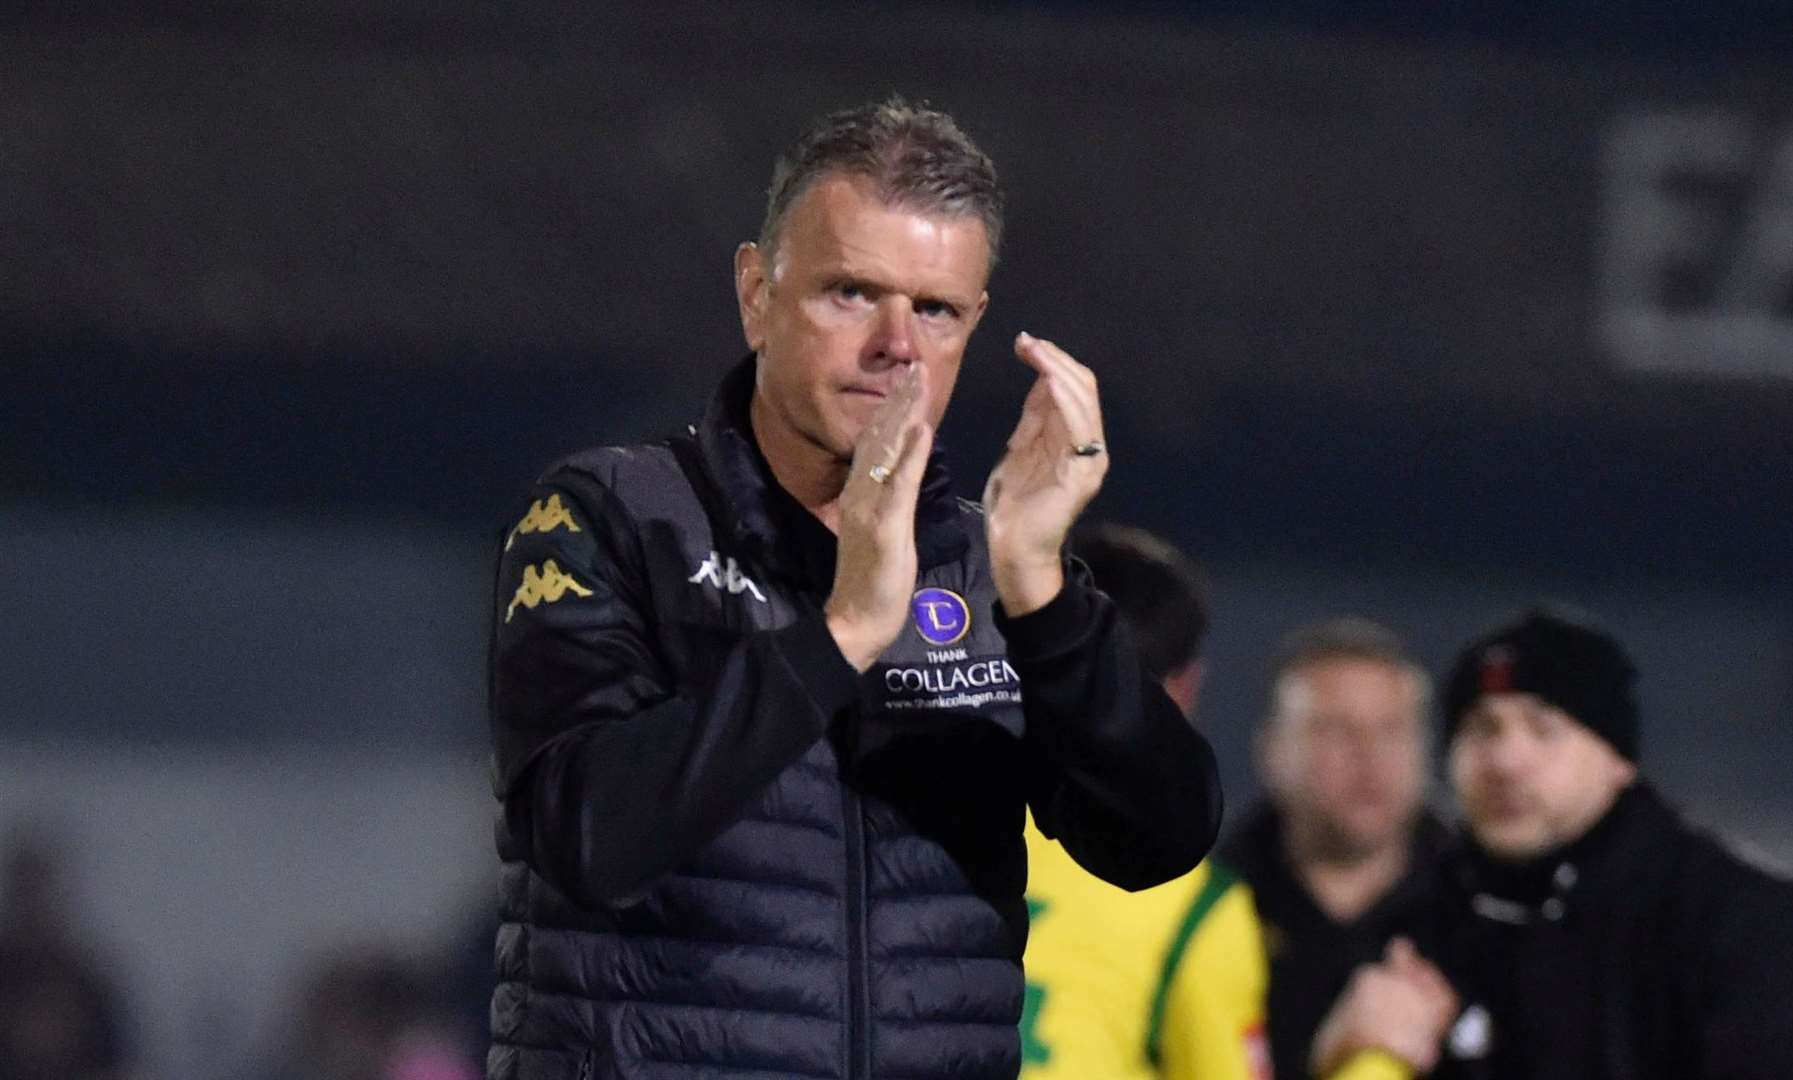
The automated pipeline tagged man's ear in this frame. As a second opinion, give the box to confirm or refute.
[735,242,768,353]
[969,290,990,333]
[1161,658,1204,721]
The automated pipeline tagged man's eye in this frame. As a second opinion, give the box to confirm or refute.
[917,300,958,320]
[834,282,867,302]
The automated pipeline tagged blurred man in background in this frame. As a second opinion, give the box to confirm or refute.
[1021,543,1442,1080]
[1221,619,1449,1078]
[1019,522,1271,1080]
[1366,608,1793,1080]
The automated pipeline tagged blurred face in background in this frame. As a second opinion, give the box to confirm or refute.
[1263,656,1429,864]
[1449,692,1636,860]
[735,172,990,465]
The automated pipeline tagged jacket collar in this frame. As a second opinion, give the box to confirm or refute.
[1457,781,1665,924]
[690,355,970,589]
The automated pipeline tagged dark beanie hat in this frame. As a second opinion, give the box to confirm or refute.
[1443,608,1640,761]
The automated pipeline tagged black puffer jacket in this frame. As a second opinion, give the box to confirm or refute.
[1429,782,1793,1080]
[485,358,1222,1080]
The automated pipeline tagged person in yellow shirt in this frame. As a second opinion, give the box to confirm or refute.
[1024,822,1272,1079]
[1020,525,1424,1080]
[1021,523,1271,1080]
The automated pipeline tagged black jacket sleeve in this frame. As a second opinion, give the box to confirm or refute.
[1001,565,1223,891]
[489,472,860,908]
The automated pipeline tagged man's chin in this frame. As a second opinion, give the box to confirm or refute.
[1328,813,1406,858]
[793,418,860,464]
[1310,826,1401,866]
[1472,820,1550,861]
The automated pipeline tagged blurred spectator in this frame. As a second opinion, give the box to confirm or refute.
[238,949,478,1080]
[1021,531,1409,1080]
[1221,618,1450,1079]
[1322,608,1793,1080]
[0,826,133,1080]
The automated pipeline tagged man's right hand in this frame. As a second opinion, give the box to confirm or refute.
[825,365,935,672]
[1311,937,1459,1078]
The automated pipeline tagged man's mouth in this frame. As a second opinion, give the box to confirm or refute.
[1481,792,1533,818]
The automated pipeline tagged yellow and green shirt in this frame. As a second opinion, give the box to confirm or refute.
[1020,814,1272,1080]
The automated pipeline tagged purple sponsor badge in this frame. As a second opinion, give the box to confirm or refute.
[911,587,971,646]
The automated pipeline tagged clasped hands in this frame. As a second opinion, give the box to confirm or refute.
[825,332,1108,672]
[1311,938,1460,1077]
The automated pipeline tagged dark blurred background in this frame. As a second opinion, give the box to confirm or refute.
[3,2,1792,1076]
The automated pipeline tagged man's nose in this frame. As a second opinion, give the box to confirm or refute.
[1483,730,1530,774]
[869,298,917,365]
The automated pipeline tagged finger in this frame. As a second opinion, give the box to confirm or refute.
[1401,946,1444,985]
[1004,376,1052,452]
[853,365,925,471]
[892,360,927,420]
[1013,330,1050,373]
[1343,963,1378,994]
[1017,334,1103,447]
[1385,936,1418,969]
[1041,368,1102,451]
[1020,332,1098,398]
[885,420,935,510]
[1412,959,1457,1005]
[1385,938,1445,997]
[1037,395,1085,474]
[1017,333,1100,417]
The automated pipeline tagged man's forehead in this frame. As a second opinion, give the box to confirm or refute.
[777,174,991,286]
[1277,655,1418,703]
[1469,691,1574,724]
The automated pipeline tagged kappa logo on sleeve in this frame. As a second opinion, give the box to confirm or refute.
[688,551,766,602]
[505,559,594,622]
[505,493,582,550]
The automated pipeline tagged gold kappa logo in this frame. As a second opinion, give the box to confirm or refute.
[505,493,581,551]
[505,559,594,622]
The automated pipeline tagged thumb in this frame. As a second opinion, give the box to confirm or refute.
[1385,936,1419,972]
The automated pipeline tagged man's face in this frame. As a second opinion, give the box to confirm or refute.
[1263,657,1429,863]
[735,173,990,461]
[1449,692,1636,860]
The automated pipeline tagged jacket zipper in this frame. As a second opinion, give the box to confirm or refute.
[844,784,871,1080]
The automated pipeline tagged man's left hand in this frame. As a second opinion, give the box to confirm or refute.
[983,332,1109,616]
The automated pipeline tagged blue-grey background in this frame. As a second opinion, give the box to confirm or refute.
[3,2,1791,1076]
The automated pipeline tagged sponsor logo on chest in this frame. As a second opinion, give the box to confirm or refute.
[911,586,971,646]
[879,587,1021,712]
[884,657,1020,695]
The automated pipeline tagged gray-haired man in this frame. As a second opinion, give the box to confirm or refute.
[485,99,1223,1080]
